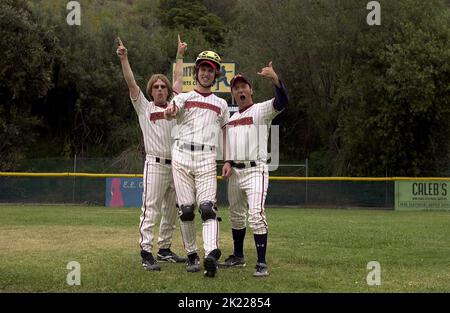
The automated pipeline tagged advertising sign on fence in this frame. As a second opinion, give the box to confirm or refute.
[105,178,143,208]
[395,180,450,210]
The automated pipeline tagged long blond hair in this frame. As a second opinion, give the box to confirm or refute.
[146,74,173,101]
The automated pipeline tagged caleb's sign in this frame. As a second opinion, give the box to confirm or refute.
[395,180,450,210]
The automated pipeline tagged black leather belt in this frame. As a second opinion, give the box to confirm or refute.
[181,143,214,152]
[155,157,171,165]
[231,161,257,169]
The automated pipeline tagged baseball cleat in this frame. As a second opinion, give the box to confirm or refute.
[203,257,218,277]
[157,249,187,263]
[220,255,246,267]
[253,262,269,277]
[186,254,200,273]
[203,249,221,278]
[141,254,161,271]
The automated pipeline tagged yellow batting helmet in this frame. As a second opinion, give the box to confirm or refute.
[195,50,221,70]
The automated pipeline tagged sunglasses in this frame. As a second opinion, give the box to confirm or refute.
[152,84,167,90]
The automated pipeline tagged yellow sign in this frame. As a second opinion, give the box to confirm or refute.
[172,62,236,93]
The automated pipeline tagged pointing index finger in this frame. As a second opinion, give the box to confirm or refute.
[117,37,123,47]
[178,34,181,44]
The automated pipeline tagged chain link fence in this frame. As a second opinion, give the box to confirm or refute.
[0,158,394,209]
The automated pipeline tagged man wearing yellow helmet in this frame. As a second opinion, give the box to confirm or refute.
[164,50,229,278]
[194,50,222,88]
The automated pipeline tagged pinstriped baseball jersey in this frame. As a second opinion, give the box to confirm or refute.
[225,98,282,162]
[131,89,176,159]
[171,90,229,146]
[225,99,283,235]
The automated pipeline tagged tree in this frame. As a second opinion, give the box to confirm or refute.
[0,0,60,170]
[157,0,226,46]
[27,1,181,161]
[225,0,450,176]
[338,0,450,176]
[224,0,365,174]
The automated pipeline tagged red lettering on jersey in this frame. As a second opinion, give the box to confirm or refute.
[185,101,220,115]
[227,117,254,127]
[150,112,165,122]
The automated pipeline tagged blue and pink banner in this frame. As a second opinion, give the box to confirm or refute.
[105,178,143,208]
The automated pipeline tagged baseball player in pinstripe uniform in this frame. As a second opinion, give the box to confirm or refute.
[221,62,288,277]
[164,51,229,277]
[117,35,187,271]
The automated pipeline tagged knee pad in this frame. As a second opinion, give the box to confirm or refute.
[179,204,195,221]
[199,201,217,222]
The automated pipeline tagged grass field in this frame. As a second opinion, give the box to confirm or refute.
[0,205,449,292]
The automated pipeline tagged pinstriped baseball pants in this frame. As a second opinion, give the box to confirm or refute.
[171,145,219,257]
[227,162,269,235]
[138,159,178,253]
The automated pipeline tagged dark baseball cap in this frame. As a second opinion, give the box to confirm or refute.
[230,74,252,89]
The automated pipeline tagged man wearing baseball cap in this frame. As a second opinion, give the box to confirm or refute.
[221,62,288,277]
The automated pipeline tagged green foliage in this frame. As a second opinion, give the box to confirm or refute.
[204,0,237,23]
[224,0,365,167]
[339,0,450,176]
[28,1,170,159]
[2,0,449,176]
[19,0,224,164]
[225,0,450,176]
[157,0,226,46]
[0,107,42,171]
[0,0,60,102]
[0,0,60,170]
